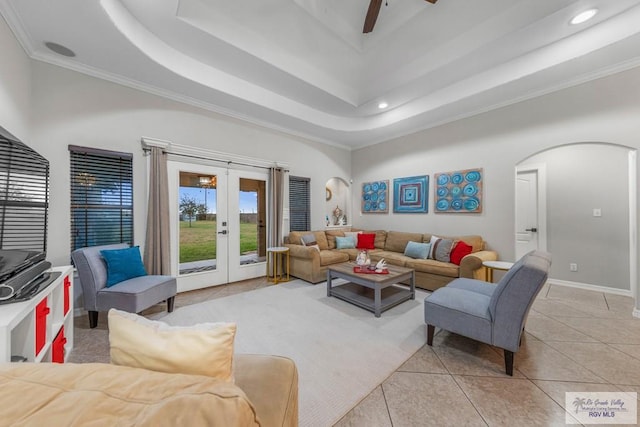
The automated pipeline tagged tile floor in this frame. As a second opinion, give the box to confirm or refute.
[70,280,640,426]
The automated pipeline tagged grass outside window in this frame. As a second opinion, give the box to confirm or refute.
[179,220,258,263]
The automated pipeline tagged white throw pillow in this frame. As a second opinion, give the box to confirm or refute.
[429,235,441,259]
[108,309,236,382]
[344,231,362,241]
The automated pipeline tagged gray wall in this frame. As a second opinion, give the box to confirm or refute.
[520,144,631,289]
[351,66,640,293]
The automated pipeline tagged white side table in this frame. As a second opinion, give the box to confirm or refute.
[482,260,514,283]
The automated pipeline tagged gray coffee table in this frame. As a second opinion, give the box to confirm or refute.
[327,262,415,317]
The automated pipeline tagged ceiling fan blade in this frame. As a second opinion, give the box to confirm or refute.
[363,0,383,33]
[364,0,437,33]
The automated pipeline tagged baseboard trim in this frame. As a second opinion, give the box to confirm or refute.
[547,278,632,297]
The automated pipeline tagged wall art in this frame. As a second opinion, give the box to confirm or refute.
[434,168,483,213]
[393,175,428,213]
[361,180,389,213]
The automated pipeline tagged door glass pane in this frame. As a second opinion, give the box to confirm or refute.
[239,178,266,265]
[178,172,217,274]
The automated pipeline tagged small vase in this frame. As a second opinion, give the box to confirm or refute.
[356,250,368,267]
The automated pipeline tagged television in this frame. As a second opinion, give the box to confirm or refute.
[0,126,54,303]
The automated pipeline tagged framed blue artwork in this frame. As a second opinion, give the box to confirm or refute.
[361,180,389,213]
[393,175,428,213]
[434,168,483,213]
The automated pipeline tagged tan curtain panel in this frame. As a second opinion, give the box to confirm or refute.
[144,146,171,274]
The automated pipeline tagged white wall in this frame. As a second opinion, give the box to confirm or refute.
[26,61,351,267]
[520,144,631,289]
[0,15,31,140]
[351,66,640,292]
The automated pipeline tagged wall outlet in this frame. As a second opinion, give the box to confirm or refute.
[593,208,602,217]
[570,263,578,272]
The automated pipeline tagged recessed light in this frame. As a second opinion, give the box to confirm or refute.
[570,9,598,25]
[378,102,389,109]
[44,41,76,57]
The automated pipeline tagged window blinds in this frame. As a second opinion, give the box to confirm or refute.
[289,176,310,231]
[69,145,133,252]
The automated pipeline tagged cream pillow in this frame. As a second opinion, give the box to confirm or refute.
[108,309,236,382]
[429,235,442,259]
[344,231,362,241]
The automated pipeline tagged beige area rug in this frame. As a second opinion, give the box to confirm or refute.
[157,279,430,427]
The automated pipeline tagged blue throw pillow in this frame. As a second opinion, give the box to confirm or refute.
[404,241,431,259]
[100,246,148,287]
[335,236,356,249]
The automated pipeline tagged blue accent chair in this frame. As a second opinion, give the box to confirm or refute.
[424,250,551,375]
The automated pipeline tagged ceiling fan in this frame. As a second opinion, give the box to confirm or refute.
[363,0,438,33]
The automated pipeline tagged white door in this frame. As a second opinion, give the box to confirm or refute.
[168,162,267,292]
[227,169,268,283]
[515,165,547,260]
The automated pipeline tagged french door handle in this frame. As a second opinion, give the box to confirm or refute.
[525,228,537,232]
[218,230,228,235]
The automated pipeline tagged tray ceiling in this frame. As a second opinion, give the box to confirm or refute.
[2,0,640,149]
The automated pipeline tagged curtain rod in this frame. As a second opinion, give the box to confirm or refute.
[142,147,289,172]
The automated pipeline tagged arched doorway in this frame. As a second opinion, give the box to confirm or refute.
[516,143,636,296]
[325,177,350,227]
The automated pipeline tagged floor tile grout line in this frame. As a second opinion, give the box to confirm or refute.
[527,309,609,345]
[534,339,612,385]
[449,374,491,426]
[529,377,582,424]
[333,341,430,426]
[607,343,640,362]
[545,284,613,310]
[531,297,615,319]
[429,329,458,377]
[379,383,394,427]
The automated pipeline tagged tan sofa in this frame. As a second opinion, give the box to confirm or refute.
[0,354,298,427]
[285,229,497,291]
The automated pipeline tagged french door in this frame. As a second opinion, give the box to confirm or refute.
[168,161,267,292]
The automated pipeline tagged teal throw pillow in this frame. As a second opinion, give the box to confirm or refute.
[404,241,431,259]
[336,236,356,249]
[101,246,148,287]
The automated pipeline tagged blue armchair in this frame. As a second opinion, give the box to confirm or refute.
[424,250,551,375]
[71,243,177,328]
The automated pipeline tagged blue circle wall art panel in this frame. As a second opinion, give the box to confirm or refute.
[434,168,483,213]
[393,175,429,213]
[361,180,390,213]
